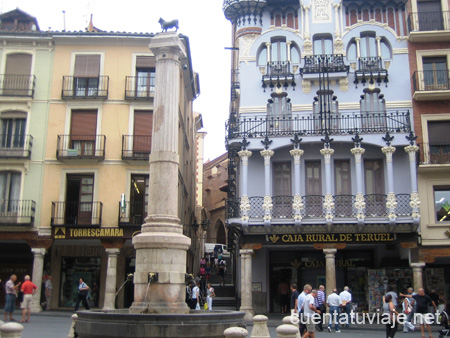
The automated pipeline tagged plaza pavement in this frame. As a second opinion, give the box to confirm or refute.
[2,308,444,338]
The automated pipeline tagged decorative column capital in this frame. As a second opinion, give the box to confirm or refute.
[323,248,337,256]
[354,37,361,42]
[260,149,274,159]
[320,148,334,164]
[238,150,252,166]
[105,248,120,256]
[290,149,304,165]
[410,262,426,269]
[382,146,396,163]
[405,145,419,161]
[31,248,46,256]
[351,147,365,163]
[240,248,254,257]
[265,42,271,48]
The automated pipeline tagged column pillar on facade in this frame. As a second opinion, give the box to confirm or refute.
[375,36,382,58]
[103,248,120,310]
[320,148,335,224]
[324,248,337,299]
[355,37,361,59]
[260,149,274,225]
[405,145,421,220]
[286,41,292,62]
[30,248,46,313]
[265,42,271,63]
[290,148,304,225]
[333,3,341,38]
[239,150,252,226]
[351,147,366,222]
[381,146,397,222]
[240,249,254,323]
[130,33,191,314]
[302,5,312,54]
[411,262,425,291]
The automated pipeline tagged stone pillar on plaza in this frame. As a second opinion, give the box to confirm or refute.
[240,249,254,322]
[411,262,425,291]
[103,248,120,310]
[130,33,191,314]
[30,248,46,313]
[324,248,337,298]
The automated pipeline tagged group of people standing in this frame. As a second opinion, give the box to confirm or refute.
[3,274,38,323]
[185,280,215,311]
[200,251,227,286]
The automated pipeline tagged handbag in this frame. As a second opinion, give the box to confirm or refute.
[204,302,208,310]
[79,289,88,297]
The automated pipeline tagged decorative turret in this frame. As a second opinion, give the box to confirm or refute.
[223,0,267,26]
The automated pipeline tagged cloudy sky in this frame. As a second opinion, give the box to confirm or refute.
[3,0,232,162]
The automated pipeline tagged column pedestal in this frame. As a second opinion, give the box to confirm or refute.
[103,248,120,310]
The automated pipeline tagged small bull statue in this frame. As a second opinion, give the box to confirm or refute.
[158,18,179,32]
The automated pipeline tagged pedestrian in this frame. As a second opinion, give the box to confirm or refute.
[302,289,321,338]
[297,284,312,336]
[200,256,206,267]
[218,261,226,286]
[206,282,215,311]
[326,288,342,332]
[4,274,21,322]
[277,280,290,315]
[74,277,90,311]
[339,286,352,327]
[20,275,37,323]
[41,275,53,310]
[205,265,211,282]
[185,281,193,308]
[199,264,206,278]
[401,287,415,333]
[290,283,299,315]
[315,284,326,331]
[192,281,200,310]
[383,293,399,338]
[401,288,437,338]
[384,286,399,309]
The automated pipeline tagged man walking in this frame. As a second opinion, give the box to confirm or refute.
[4,274,21,322]
[402,288,437,338]
[401,287,416,333]
[327,288,342,332]
[302,289,321,338]
[339,286,352,327]
[315,285,326,331]
[20,275,37,323]
[290,283,299,315]
[297,284,312,336]
[44,275,53,310]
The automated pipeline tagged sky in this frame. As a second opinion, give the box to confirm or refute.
[2,0,232,162]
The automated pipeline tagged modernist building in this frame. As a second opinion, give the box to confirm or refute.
[0,9,202,311]
[407,0,450,301]
[222,0,422,317]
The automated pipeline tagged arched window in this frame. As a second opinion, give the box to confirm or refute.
[291,44,301,64]
[267,92,292,118]
[347,40,357,61]
[346,33,392,61]
[271,37,287,62]
[257,45,268,66]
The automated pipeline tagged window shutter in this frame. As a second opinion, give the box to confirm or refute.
[70,110,97,136]
[428,121,450,144]
[5,54,32,75]
[133,111,153,135]
[136,56,156,69]
[74,55,100,77]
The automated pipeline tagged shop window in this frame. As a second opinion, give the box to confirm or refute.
[60,257,101,308]
[434,186,450,222]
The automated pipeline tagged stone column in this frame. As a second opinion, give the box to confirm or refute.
[286,41,292,62]
[30,248,46,313]
[382,146,397,221]
[351,147,366,221]
[375,36,382,58]
[260,149,274,224]
[290,149,304,224]
[320,148,335,223]
[333,3,341,37]
[355,37,361,59]
[303,5,311,40]
[405,145,421,219]
[240,249,254,322]
[130,33,191,314]
[324,249,337,299]
[103,248,120,310]
[239,150,252,225]
[265,42,271,63]
[411,262,425,291]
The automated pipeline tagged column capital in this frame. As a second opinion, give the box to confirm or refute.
[260,149,274,158]
[381,146,396,154]
[351,147,365,156]
[320,148,335,156]
[323,248,337,255]
[105,247,121,256]
[31,248,46,256]
[148,33,186,61]
[240,248,254,256]
[265,42,272,48]
[355,37,361,42]
[238,150,252,159]
[290,149,304,157]
[404,145,419,153]
[410,262,426,269]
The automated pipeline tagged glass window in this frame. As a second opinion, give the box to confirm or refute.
[360,35,377,58]
[258,46,267,66]
[435,187,450,222]
[1,118,26,149]
[291,46,300,64]
[347,41,357,61]
[271,38,287,62]
[380,40,391,59]
[0,171,21,213]
[314,36,333,55]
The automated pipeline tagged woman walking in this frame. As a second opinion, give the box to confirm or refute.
[74,278,90,311]
[206,283,215,311]
[383,294,399,338]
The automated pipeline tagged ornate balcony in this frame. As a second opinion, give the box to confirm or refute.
[61,76,109,99]
[121,135,151,160]
[118,201,148,226]
[56,135,106,160]
[300,54,349,77]
[226,111,411,140]
[418,142,450,165]
[412,70,450,101]
[125,76,154,100]
[408,11,450,42]
[51,201,103,226]
[0,200,35,225]
[0,74,35,98]
[262,61,296,90]
[223,0,267,24]
[354,57,388,87]
[0,134,33,159]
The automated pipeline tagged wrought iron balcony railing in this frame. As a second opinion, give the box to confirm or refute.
[118,201,148,226]
[0,134,33,158]
[300,54,349,75]
[357,57,385,73]
[0,200,35,225]
[56,135,106,160]
[412,70,450,92]
[262,61,296,90]
[61,76,109,99]
[226,111,411,140]
[125,76,155,100]
[226,194,413,220]
[0,74,36,97]
[51,201,103,226]
[122,135,152,160]
[419,142,450,164]
[408,11,449,32]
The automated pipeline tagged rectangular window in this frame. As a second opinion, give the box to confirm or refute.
[73,54,100,96]
[334,160,352,217]
[434,186,450,222]
[130,174,149,225]
[418,0,443,31]
[4,53,32,95]
[423,57,448,90]
[313,37,333,55]
[65,174,94,225]
[305,161,322,217]
[273,162,292,218]
[70,110,97,156]
[133,110,153,157]
[428,121,450,163]
[0,171,21,214]
[135,56,156,98]
[1,118,26,149]
[364,159,385,216]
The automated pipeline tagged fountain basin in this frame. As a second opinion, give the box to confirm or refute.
[75,309,246,338]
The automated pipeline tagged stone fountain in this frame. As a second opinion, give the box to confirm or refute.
[74,32,245,337]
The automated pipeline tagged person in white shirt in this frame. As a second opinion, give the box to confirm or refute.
[384,287,398,307]
[302,289,321,338]
[339,286,352,327]
[297,284,312,336]
[327,288,342,332]
[192,282,200,310]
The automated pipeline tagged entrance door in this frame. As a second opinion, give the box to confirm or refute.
[305,161,322,217]
[65,174,94,225]
[273,162,292,218]
[130,174,149,225]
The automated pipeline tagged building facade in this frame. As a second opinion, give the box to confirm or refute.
[0,9,201,311]
[222,0,422,318]
[408,0,450,302]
